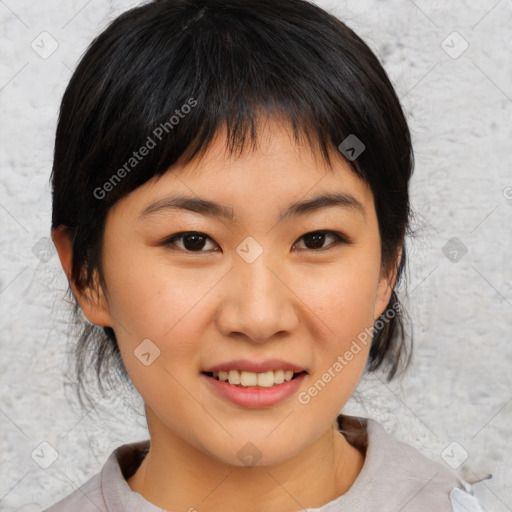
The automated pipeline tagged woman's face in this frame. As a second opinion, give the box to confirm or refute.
[84,119,394,467]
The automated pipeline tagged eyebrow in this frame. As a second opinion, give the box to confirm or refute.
[138,192,366,222]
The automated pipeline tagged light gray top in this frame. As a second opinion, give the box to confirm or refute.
[42,414,487,512]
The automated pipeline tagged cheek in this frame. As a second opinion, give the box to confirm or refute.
[107,271,210,418]
[103,239,216,339]
[102,248,226,388]
[291,256,380,340]
[287,255,378,406]
[294,269,374,417]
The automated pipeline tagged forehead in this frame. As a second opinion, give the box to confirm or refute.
[117,118,375,225]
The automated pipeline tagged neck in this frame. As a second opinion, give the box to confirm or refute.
[127,415,366,512]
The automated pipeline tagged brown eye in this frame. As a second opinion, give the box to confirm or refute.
[165,232,217,252]
[163,229,351,254]
[294,231,349,251]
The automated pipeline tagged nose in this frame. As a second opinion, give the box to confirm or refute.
[215,252,299,344]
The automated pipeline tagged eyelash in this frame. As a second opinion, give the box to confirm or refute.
[162,230,352,254]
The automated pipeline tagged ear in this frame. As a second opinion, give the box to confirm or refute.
[374,246,402,322]
[51,226,113,327]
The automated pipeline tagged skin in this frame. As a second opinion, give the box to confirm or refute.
[53,116,400,512]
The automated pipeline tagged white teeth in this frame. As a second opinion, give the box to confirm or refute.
[273,369,285,385]
[257,371,274,388]
[228,370,240,385]
[212,369,299,387]
[240,371,258,386]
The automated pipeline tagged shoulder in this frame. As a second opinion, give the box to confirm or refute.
[337,414,488,512]
[41,470,105,512]
[364,417,482,511]
[41,440,151,512]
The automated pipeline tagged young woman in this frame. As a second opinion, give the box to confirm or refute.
[44,0,487,510]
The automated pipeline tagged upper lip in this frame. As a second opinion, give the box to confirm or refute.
[202,359,308,374]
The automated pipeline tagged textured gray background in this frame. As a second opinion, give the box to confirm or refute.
[1,1,511,510]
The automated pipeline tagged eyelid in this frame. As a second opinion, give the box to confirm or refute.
[293,230,353,250]
[163,231,219,252]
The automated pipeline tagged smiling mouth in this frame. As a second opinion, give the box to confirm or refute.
[202,370,308,388]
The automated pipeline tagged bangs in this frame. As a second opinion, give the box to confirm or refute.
[52,0,393,219]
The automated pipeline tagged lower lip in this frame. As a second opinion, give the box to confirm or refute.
[201,372,307,408]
